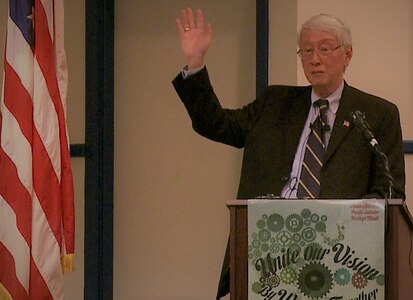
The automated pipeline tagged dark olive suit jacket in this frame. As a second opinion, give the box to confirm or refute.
[173,67,405,200]
[172,67,405,299]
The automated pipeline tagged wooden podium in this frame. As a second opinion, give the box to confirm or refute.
[226,199,413,300]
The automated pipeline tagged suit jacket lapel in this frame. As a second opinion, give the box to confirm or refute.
[324,83,354,163]
[284,89,312,167]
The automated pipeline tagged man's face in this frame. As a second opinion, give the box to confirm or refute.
[299,29,352,97]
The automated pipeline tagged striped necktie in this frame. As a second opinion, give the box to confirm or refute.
[297,99,330,198]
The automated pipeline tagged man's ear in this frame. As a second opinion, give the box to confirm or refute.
[345,46,353,66]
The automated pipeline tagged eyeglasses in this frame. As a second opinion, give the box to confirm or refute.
[297,44,343,60]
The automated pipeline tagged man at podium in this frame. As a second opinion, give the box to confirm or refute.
[172,8,405,299]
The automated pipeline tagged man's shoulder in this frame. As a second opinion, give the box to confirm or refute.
[344,83,398,111]
[267,84,311,92]
[264,84,312,100]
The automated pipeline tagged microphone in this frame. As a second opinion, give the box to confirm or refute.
[349,110,378,148]
[350,110,395,199]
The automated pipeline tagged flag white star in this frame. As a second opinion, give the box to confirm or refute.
[27,6,35,28]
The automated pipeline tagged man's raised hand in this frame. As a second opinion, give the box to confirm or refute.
[175,8,212,69]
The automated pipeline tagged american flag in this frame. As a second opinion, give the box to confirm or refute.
[0,0,75,299]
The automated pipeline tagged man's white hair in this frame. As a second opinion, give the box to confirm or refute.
[297,14,352,50]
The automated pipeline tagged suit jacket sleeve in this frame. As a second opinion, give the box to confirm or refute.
[172,67,268,149]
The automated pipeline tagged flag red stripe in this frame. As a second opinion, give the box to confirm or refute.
[34,0,75,254]
[29,257,54,299]
[3,60,33,144]
[0,114,31,245]
[0,242,30,300]
[0,146,32,244]
[33,129,63,247]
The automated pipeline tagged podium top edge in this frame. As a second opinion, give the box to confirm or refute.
[226,199,404,207]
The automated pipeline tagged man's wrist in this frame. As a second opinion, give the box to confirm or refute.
[182,65,205,79]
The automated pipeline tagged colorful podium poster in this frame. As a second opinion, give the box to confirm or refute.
[248,199,385,300]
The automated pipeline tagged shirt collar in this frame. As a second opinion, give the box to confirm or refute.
[310,81,344,115]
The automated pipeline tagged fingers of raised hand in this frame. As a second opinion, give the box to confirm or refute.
[177,8,205,33]
[175,18,189,34]
[196,9,204,30]
[186,7,196,29]
[178,8,192,32]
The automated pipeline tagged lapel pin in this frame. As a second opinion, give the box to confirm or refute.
[343,120,350,128]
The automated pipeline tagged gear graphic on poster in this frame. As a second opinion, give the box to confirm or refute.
[269,242,280,255]
[256,218,266,229]
[301,208,312,219]
[295,257,307,268]
[259,276,267,284]
[315,221,326,232]
[253,248,262,259]
[251,281,264,294]
[268,274,281,288]
[310,213,320,223]
[267,213,284,232]
[303,242,323,261]
[261,243,269,253]
[298,262,333,299]
[280,267,299,284]
[302,227,317,242]
[351,272,368,289]
[252,239,261,249]
[376,274,385,286]
[321,224,346,246]
[288,242,301,255]
[286,213,304,232]
[276,230,292,247]
[334,268,351,286]
[258,228,271,242]
[293,233,301,242]
[305,242,322,250]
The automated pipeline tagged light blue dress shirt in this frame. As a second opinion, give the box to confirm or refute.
[281,81,344,198]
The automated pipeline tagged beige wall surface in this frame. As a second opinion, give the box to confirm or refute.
[269,1,298,85]
[114,1,255,299]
